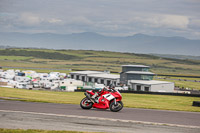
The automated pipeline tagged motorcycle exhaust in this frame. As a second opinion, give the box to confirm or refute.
[84,92,95,103]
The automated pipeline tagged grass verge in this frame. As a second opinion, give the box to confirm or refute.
[0,87,200,112]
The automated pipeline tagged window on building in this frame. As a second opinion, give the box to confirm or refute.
[71,75,74,79]
[95,78,98,83]
[107,80,111,86]
[145,87,149,91]
[88,77,92,82]
[142,68,149,72]
[82,76,85,82]
[141,75,153,80]
[101,79,104,84]
[137,85,141,91]
[76,75,79,80]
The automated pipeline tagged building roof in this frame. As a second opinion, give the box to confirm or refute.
[122,65,150,68]
[125,71,155,75]
[88,73,120,79]
[129,80,173,85]
[70,71,105,75]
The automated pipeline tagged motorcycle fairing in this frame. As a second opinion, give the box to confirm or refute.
[86,90,95,95]
[103,94,115,101]
[92,96,110,109]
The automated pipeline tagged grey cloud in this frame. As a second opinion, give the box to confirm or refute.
[0,0,200,39]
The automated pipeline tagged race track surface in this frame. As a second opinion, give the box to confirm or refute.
[0,99,200,133]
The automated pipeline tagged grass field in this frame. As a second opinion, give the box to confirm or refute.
[0,56,33,61]
[0,87,200,112]
[0,129,97,133]
[156,76,200,81]
[1,48,200,76]
[3,67,71,74]
[167,80,200,90]
[155,76,200,90]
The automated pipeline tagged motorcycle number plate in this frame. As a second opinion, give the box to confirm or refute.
[103,94,115,101]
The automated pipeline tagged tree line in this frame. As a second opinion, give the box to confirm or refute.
[0,49,80,60]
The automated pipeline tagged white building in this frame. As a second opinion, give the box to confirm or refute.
[87,73,120,86]
[59,79,83,91]
[70,71,105,82]
[128,80,174,92]
[70,71,120,86]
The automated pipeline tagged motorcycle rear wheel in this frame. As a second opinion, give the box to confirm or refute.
[80,97,93,109]
[110,101,123,112]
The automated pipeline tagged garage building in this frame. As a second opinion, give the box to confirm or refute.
[70,71,104,82]
[87,73,120,86]
[120,65,155,84]
[128,80,174,92]
[70,71,120,86]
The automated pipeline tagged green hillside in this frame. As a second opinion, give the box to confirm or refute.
[1,48,200,76]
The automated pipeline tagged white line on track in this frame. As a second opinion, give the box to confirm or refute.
[0,109,200,129]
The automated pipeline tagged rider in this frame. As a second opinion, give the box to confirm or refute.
[91,84,114,103]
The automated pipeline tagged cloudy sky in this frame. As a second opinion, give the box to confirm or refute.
[0,0,200,39]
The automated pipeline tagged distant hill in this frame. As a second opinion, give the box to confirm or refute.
[151,54,200,60]
[0,32,200,56]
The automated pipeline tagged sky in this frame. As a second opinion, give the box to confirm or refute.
[0,0,200,39]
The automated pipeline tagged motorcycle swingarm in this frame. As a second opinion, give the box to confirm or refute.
[84,92,95,103]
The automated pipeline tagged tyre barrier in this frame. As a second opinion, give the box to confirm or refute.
[192,101,200,107]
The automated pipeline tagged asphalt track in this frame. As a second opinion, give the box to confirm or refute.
[0,99,200,133]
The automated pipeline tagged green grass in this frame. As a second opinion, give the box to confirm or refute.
[123,93,200,112]
[0,129,97,133]
[1,48,200,75]
[156,76,200,81]
[157,79,200,90]
[0,60,58,69]
[155,76,200,90]
[0,87,200,112]
[0,87,82,104]
[0,56,33,60]
[2,68,70,74]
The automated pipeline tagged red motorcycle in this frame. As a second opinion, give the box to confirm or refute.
[80,87,123,112]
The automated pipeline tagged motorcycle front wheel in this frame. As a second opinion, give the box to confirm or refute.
[80,97,93,109]
[110,101,123,112]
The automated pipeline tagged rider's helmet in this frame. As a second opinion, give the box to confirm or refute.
[109,84,115,89]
